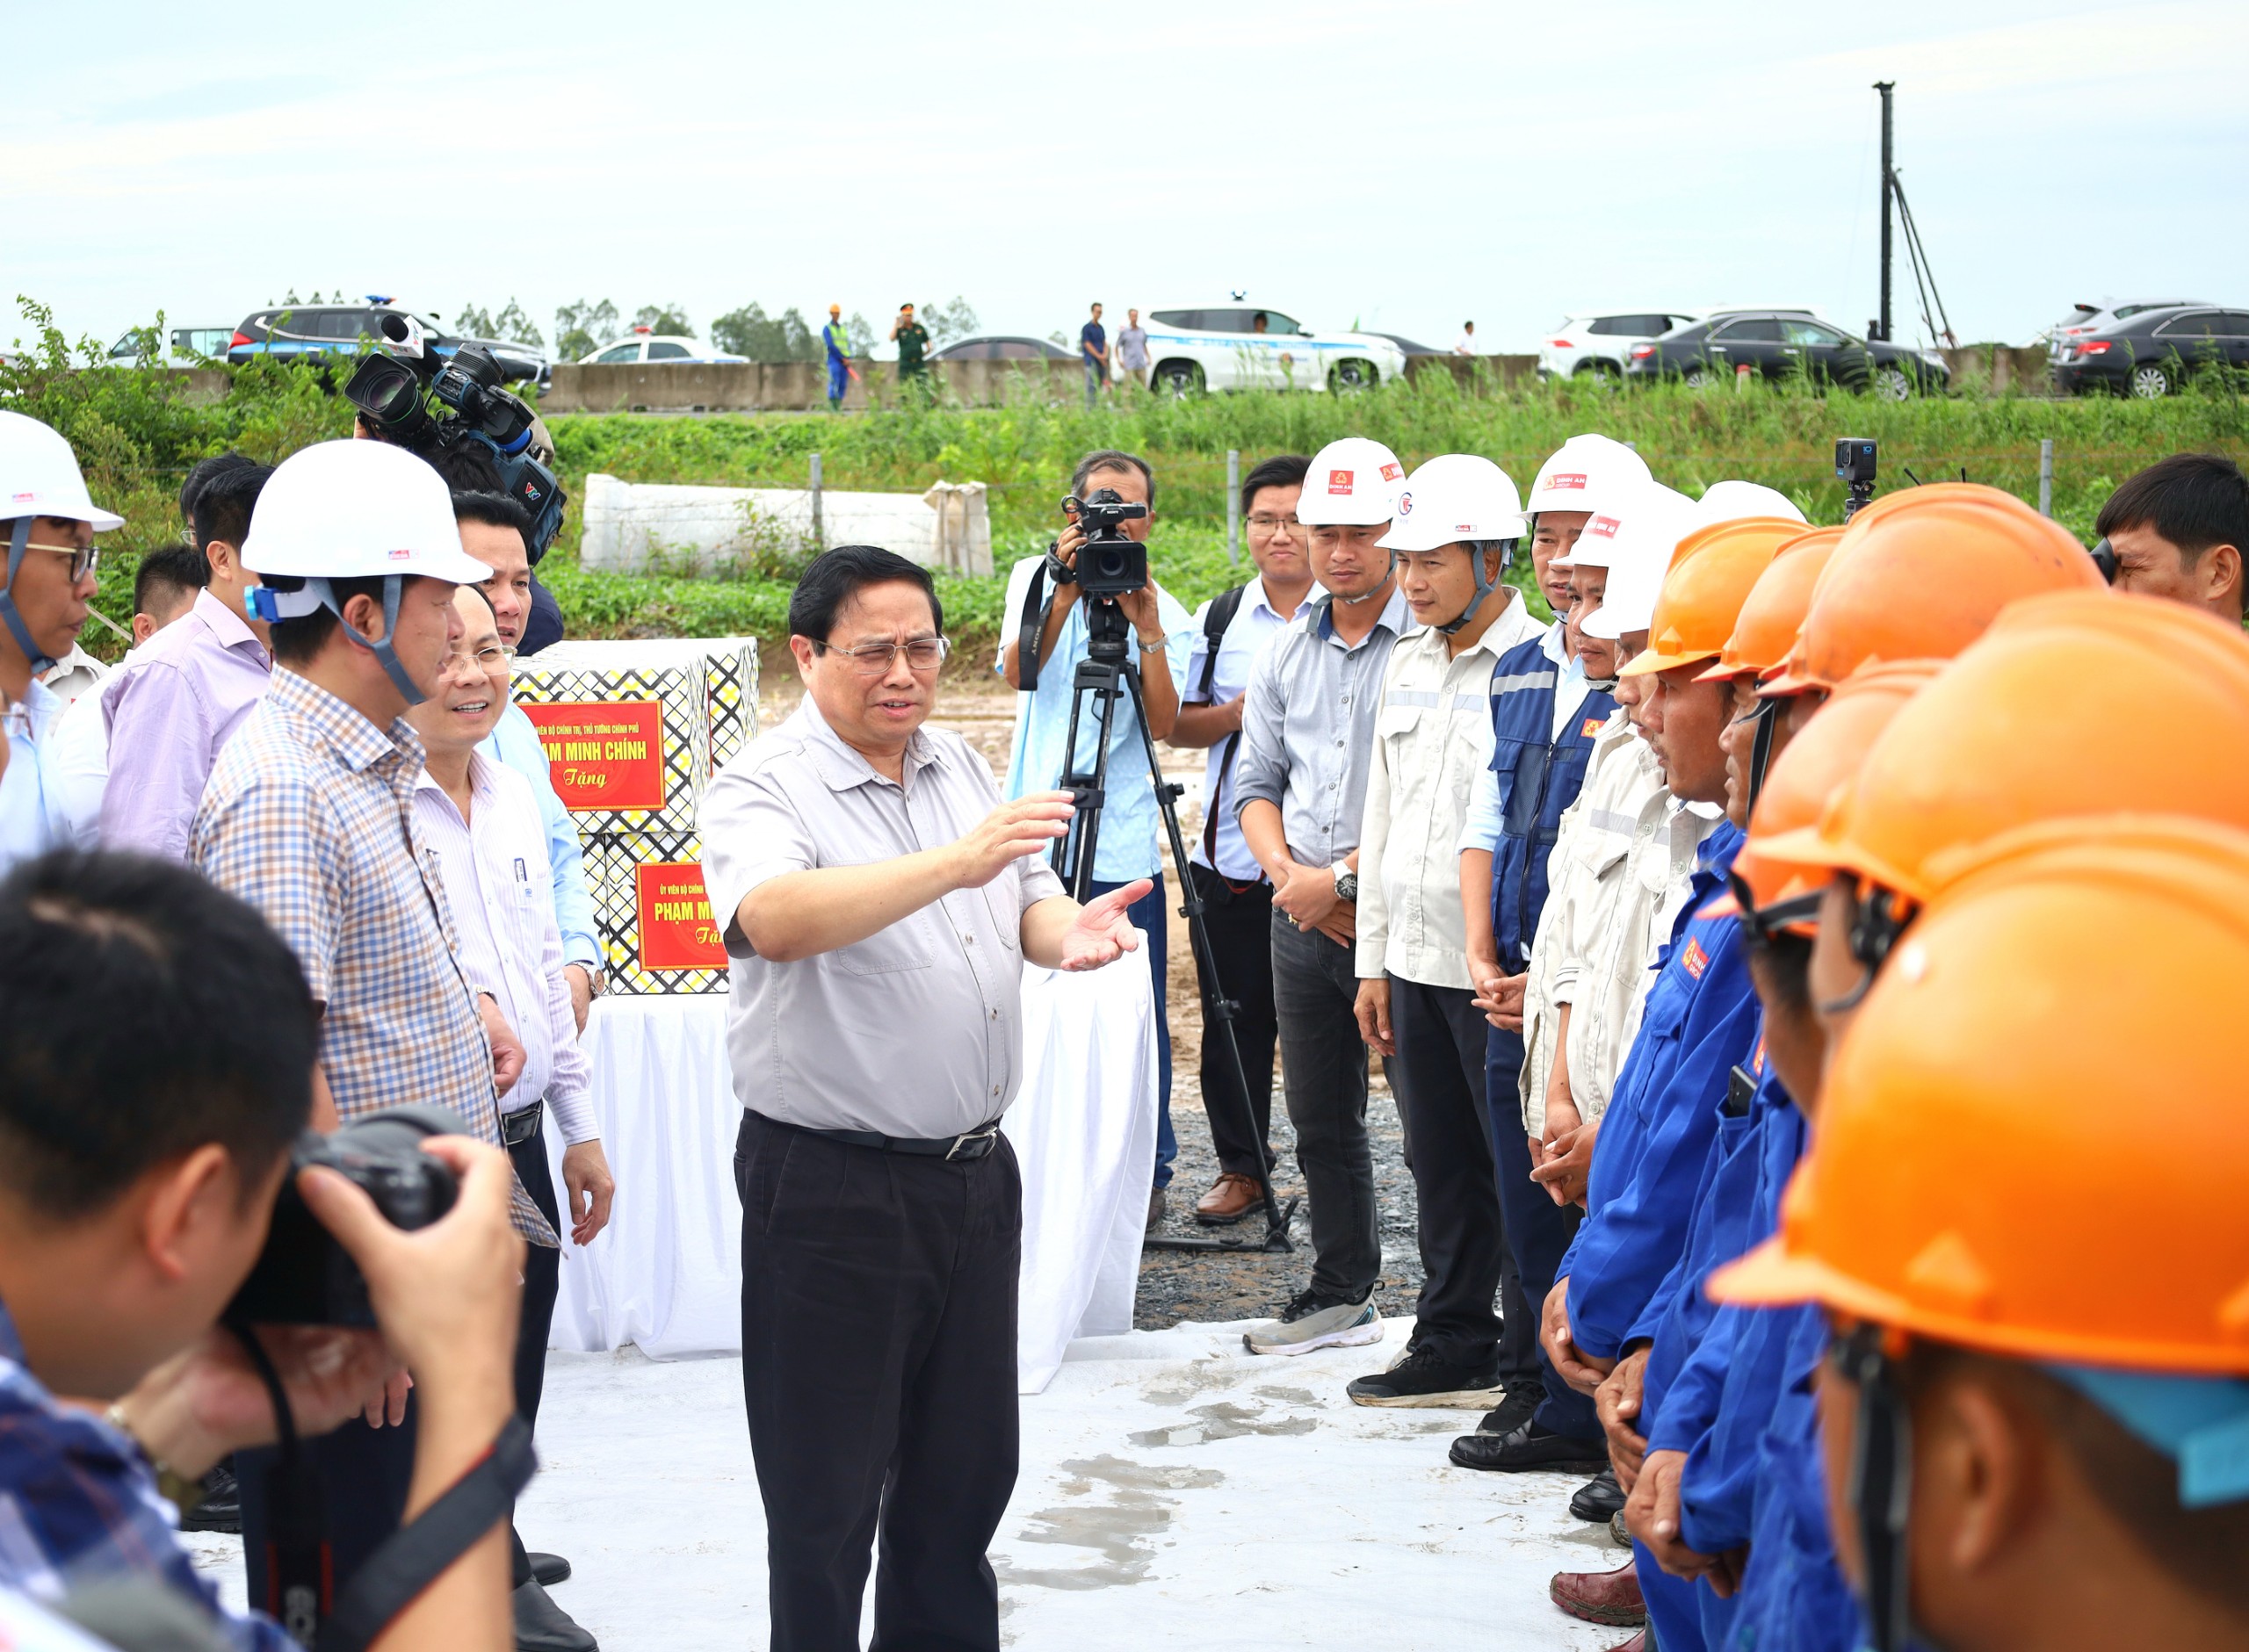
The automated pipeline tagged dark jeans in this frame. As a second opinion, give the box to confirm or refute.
[1487,1032,1602,1440]
[1089,872,1175,1189]
[507,1109,565,1588]
[1387,976,1520,1372]
[1269,912,1381,1303]
[734,1111,1021,1652]
[1186,863,1278,1179]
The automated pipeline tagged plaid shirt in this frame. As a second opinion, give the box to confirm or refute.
[0,1302,293,1652]
[191,668,555,1244]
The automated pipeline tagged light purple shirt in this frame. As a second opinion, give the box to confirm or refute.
[100,590,272,859]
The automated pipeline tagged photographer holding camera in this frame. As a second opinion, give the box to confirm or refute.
[0,848,524,1652]
[998,450,1194,1224]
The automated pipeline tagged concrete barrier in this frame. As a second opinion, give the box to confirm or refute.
[1403,354,1542,390]
[1938,344,2057,397]
[580,473,993,575]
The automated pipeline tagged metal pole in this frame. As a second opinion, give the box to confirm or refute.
[1876,81,1895,343]
[2038,438,2055,517]
[1225,449,1240,566]
[809,451,824,552]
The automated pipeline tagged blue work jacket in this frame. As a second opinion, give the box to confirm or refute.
[1560,821,1761,1362]
[1487,633,1616,971]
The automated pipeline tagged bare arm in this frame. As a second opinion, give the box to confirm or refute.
[1170,692,1243,750]
[1240,799,1298,891]
[1461,846,1498,984]
[1135,633,1180,741]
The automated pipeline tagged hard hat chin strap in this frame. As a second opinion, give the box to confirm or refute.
[0,516,57,675]
[1745,695,1783,815]
[310,574,428,705]
[1831,1325,1920,1652]
[1434,539,1517,636]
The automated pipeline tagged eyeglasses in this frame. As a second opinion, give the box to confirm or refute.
[444,642,517,671]
[815,636,950,675]
[21,542,100,582]
[1246,514,1302,532]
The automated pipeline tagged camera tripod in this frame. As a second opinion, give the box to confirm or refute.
[1052,595,1298,1254]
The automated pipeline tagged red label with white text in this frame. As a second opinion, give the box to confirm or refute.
[520,701,666,811]
[636,862,728,969]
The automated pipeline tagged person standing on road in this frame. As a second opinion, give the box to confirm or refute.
[699,545,1147,1652]
[1233,437,1412,1357]
[1173,454,1319,1226]
[1116,307,1150,390]
[1348,454,1545,1411]
[891,303,931,403]
[1080,303,1109,408]
[823,304,851,412]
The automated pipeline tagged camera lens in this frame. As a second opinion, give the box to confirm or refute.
[1096,547,1129,581]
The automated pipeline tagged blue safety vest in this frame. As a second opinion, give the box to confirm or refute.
[1486,634,1616,971]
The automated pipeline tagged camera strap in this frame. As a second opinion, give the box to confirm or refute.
[235,1328,333,1648]
[1015,556,1060,695]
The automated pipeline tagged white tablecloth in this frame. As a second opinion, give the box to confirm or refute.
[544,957,1157,1391]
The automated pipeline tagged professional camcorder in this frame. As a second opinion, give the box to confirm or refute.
[1057,487,1149,598]
[343,314,566,561]
[226,1106,465,1327]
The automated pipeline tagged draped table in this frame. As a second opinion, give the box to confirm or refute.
[540,951,1158,1393]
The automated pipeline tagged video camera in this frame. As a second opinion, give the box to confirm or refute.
[343,315,567,562]
[1057,487,1149,599]
[226,1106,464,1327]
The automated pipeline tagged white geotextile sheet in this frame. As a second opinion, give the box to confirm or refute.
[543,970,1155,1382]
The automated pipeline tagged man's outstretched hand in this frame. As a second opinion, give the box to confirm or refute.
[1058,879,1150,971]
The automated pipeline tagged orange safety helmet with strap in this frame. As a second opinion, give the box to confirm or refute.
[1761,490,2105,697]
[1616,517,1805,679]
[1696,524,1846,815]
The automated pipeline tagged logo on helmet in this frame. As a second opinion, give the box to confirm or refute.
[11,492,33,505]
[1327,468,1354,494]
[1379,463,1402,482]
[1549,473,1587,491]
[1587,515,1621,538]
[1397,491,1414,516]
[1455,523,1476,534]
[387,547,413,561]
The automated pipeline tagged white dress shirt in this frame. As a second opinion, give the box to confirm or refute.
[1182,576,1320,880]
[412,753,596,1143]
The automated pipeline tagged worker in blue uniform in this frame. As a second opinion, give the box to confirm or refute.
[822,304,851,410]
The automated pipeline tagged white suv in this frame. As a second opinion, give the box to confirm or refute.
[1135,306,1407,394]
[577,331,748,366]
[1539,312,1697,381]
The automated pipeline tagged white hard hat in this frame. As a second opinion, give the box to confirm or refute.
[1581,485,1698,639]
[1565,482,1696,572]
[0,411,124,530]
[1692,480,1806,527]
[1376,454,1527,553]
[1298,436,1407,526]
[243,439,490,591]
[1524,433,1652,523]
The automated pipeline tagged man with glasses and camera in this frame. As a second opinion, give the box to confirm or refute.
[1172,454,1319,1224]
[700,545,1148,1652]
[0,413,123,877]
[998,450,1194,1226]
[406,582,615,1652]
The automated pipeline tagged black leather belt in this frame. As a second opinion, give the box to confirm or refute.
[501,1098,544,1147]
[792,1119,1005,1160]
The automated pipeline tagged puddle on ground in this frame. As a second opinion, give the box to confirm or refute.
[1126,1400,1318,1448]
[995,1455,1225,1592]
[1136,1356,1250,1407]
[1250,1385,1316,1405]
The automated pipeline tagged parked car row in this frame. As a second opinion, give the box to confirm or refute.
[217,301,549,389]
[2050,304,2249,398]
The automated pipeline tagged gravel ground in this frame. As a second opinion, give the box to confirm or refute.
[765,670,1432,1332]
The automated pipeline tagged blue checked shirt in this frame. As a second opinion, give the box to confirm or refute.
[0,1302,293,1652]
[190,668,555,1245]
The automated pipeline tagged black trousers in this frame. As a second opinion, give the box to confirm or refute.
[734,1111,1021,1652]
[1386,976,1523,1373]
[508,1110,565,1589]
[238,1389,417,1617]
[1186,862,1279,1179]
[1485,1059,1602,1441]
[1269,913,1383,1302]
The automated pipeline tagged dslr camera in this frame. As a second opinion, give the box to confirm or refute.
[1058,487,1149,599]
[343,315,567,561]
[226,1106,464,1327]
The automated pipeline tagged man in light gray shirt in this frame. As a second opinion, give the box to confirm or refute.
[698,545,1143,1652]
[1232,436,1414,1359]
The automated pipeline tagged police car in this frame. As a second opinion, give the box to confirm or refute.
[1134,305,1407,395]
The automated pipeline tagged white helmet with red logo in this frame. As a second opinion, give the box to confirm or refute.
[1298,436,1407,526]
[1525,433,1653,523]
[1376,454,1528,633]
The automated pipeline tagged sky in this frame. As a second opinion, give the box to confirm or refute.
[7,0,2245,359]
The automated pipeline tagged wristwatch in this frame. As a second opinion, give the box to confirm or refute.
[1332,865,1359,904]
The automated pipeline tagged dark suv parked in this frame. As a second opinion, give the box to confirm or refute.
[227,304,546,387]
[1623,312,1949,398]
[2053,307,2249,398]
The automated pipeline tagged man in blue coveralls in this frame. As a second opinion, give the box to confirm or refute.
[823,304,851,411]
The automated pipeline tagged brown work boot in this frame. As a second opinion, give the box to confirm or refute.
[1550,1559,1645,1627]
[1194,1172,1262,1224]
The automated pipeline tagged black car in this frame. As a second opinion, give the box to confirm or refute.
[929,335,1074,362]
[2053,306,2249,398]
[227,303,546,387]
[1623,312,1949,398]
[1363,331,1447,357]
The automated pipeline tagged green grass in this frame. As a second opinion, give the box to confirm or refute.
[12,297,2243,660]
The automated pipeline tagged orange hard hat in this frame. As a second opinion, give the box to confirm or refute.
[1711,660,1942,928]
[1616,517,1804,678]
[1761,492,2104,696]
[1756,590,2249,905]
[1697,526,1844,682]
[1712,813,2249,1375]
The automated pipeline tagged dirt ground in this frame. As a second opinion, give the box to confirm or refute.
[759,668,1428,1332]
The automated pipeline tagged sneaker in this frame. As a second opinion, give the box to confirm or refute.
[1243,1288,1382,1356]
[1472,1384,1542,1438]
[1448,1418,1609,1474]
[1345,1341,1506,1408]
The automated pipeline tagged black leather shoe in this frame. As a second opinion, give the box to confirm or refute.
[528,1552,572,1588]
[180,1462,241,1534]
[1472,1384,1542,1438]
[1571,1468,1626,1522]
[514,1580,597,1652]
[1449,1419,1609,1474]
